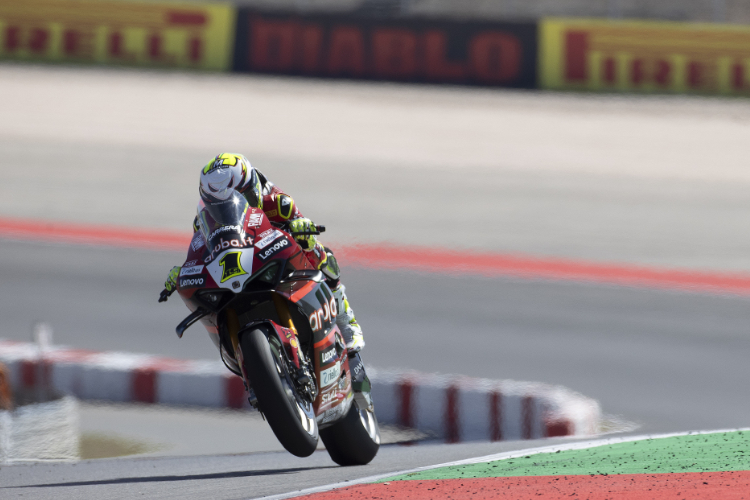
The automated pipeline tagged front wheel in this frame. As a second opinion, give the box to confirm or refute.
[240,326,318,457]
[320,403,380,466]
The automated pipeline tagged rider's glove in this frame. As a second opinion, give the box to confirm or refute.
[159,266,181,303]
[165,266,181,293]
[289,218,317,250]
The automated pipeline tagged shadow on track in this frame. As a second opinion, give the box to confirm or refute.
[7,466,338,488]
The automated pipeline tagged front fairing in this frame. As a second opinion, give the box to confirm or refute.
[178,202,297,296]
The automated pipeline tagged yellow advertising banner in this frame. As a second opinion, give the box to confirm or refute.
[540,18,750,95]
[0,0,235,70]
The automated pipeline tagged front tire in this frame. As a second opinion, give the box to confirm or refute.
[320,403,380,466]
[240,326,318,457]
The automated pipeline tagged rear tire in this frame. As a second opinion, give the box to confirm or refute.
[240,326,318,457]
[320,403,380,466]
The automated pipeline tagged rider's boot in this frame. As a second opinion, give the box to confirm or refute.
[330,284,371,409]
[347,351,373,411]
[331,283,365,353]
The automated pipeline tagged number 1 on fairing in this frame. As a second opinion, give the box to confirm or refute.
[219,251,246,282]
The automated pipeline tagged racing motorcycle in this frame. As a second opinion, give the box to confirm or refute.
[159,190,380,465]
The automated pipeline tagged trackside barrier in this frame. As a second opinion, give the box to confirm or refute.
[232,9,538,88]
[540,18,750,96]
[0,340,601,442]
[369,368,600,441]
[0,397,79,463]
[0,0,236,70]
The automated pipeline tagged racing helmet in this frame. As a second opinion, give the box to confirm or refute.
[199,153,263,209]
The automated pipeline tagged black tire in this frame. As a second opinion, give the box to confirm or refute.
[320,403,380,466]
[240,326,318,457]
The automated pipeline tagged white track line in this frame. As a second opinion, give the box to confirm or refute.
[252,427,750,500]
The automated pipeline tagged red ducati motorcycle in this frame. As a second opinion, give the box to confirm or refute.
[159,191,380,465]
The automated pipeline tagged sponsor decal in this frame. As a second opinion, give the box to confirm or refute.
[0,0,236,71]
[540,18,750,96]
[248,212,263,227]
[255,229,284,250]
[209,224,242,241]
[219,251,247,283]
[204,236,253,263]
[352,361,364,376]
[180,265,204,276]
[320,345,337,365]
[257,237,289,261]
[191,232,205,251]
[290,337,298,348]
[321,405,344,423]
[184,260,198,267]
[321,391,338,404]
[264,209,278,218]
[320,362,340,387]
[179,276,205,289]
[308,297,338,332]
[235,10,537,88]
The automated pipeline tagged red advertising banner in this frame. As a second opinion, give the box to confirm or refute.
[233,10,537,88]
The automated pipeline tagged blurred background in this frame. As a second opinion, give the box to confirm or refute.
[1,0,750,460]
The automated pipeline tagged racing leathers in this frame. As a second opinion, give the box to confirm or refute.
[164,154,370,407]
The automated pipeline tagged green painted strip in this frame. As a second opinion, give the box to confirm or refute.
[380,430,750,481]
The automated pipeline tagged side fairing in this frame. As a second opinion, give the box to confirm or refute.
[277,279,353,424]
[279,280,338,345]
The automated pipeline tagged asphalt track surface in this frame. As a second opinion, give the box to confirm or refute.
[2,237,750,498]
[0,437,573,500]
[2,64,750,498]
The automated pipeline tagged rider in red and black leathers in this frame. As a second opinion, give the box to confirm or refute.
[163,153,370,406]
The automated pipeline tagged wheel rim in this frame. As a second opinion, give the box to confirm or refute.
[274,354,317,437]
[358,407,381,445]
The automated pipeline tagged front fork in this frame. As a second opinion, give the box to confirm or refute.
[226,308,241,359]
[226,295,313,406]
[225,293,295,362]
[225,308,258,407]
[272,293,315,395]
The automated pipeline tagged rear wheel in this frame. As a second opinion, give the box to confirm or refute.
[320,403,380,466]
[240,326,318,457]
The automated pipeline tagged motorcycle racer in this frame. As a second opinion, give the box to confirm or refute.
[162,153,371,405]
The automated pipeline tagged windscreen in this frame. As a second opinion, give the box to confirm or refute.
[198,190,249,243]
